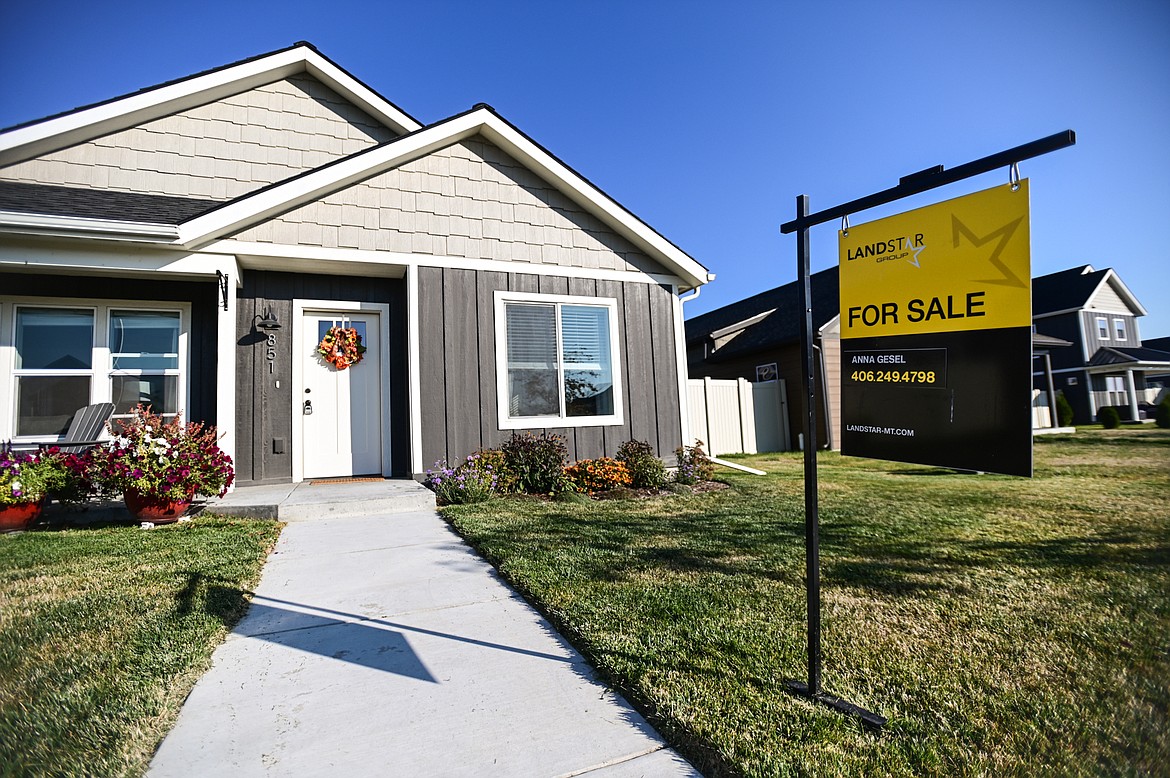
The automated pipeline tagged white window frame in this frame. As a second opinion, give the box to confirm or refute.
[1113,318,1126,341]
[494,290,623,429]
[1096,316,1109,340]
[0,296,189,444]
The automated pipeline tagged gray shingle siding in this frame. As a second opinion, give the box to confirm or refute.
[0,75,397,200]
[230,138,670,277]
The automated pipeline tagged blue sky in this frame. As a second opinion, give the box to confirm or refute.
[2,1,1168,336]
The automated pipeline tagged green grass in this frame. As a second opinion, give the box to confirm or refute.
[442,428,1170,777]
[0,516,282,778]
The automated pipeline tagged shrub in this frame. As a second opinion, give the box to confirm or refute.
[501,433,568,494]
[615,439,667,489]
[472,448,517,493]
[564,457,633,494]
[1055,392,1075,427]
[674,440,714,485]
[1155,396,1170,429]
[1098,406,1121,429]
[424,454,496,505]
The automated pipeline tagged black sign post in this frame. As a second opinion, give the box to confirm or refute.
[779,131,1076,728]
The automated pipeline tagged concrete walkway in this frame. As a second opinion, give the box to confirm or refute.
[149,504,700,777]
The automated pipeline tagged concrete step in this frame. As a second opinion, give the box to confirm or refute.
[199,479,437,521]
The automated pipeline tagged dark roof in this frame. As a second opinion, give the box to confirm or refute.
[0,181,222,224]
[1089,346,1170,366]
[1143,336,1170,353]
[1032,265,1110,316]
[685,266,839,360]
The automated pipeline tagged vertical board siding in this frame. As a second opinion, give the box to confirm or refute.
[622,282,658,452]
[648,283,682,455]
[477,271,510,452]
[416,269,683,470]
[418,266,448,468]
[442,268,481,463]
[235,270,407,484]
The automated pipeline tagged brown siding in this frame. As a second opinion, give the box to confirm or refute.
[416,269,683,470]
[235,270,408,484]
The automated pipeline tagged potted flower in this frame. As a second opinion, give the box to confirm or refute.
[0,447,57,532]
[91,406,235,523]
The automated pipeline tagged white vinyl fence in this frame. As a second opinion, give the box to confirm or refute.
[687,378,791,456]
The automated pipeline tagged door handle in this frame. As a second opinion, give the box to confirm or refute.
[303,399,313,415]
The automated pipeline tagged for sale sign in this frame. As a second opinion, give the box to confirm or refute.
[838,182,1033,476]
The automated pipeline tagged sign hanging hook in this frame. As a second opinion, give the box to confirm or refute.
[1009,162,1021,192]
[841,214,850,237]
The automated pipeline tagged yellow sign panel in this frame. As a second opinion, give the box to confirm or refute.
[839,181,1031,338]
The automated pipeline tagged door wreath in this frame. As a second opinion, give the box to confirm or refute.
[317,326,367,370]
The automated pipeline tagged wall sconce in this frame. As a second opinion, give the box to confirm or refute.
[257,307,281,330]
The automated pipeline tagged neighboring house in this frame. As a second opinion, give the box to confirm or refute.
[687,262,1167,447]
[0,43,710,484]
[1032,265,1170,423]
[685,266,840,450]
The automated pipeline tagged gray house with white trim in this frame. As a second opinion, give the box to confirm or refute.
[1032,265,1170,423]
[0,43,710,484]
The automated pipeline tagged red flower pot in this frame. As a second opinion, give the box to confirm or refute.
[123,488,192,524]
[0,500,45,533]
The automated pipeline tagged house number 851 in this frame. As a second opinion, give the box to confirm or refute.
[266,333,277,373]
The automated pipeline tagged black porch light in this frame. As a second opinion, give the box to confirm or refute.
[257,307,281,330]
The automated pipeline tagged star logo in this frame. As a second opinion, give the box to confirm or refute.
[951,214,1027,288]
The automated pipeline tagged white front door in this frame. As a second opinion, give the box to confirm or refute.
[301,311,383,479]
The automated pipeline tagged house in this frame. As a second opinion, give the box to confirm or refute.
[1032,265,1170,423]
[0,43,710,485]
[685,266,840,450]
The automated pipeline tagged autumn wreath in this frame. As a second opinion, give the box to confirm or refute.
[317,326,367,370]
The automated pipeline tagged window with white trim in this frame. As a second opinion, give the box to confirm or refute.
[495,292,623,428]
[13,306,95,436]
[1096,316,1109,340]
[108,309,181,421]
[4,300,188,441]
[1113,318,1126,341]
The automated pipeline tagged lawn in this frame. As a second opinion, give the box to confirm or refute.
[0,516,281,777]
[442,428,1170,777]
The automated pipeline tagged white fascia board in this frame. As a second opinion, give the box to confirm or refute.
[0,239,229,278]
[178,112,486,247]
[0,47,419,166]
[473,117,710,290]
[0,211,179,242]
[299,49,421,134]
[205,239,683,287]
